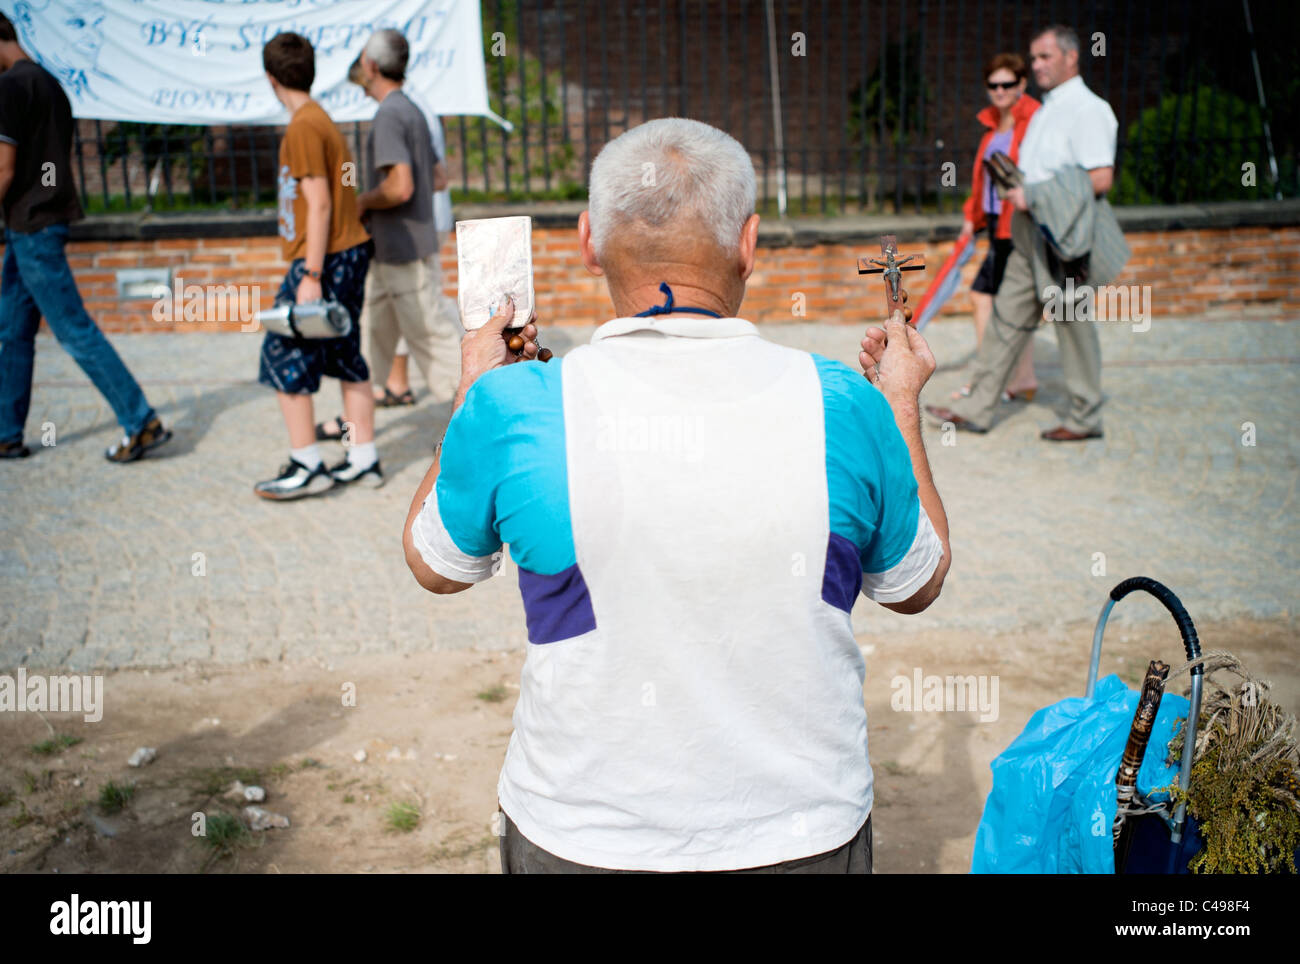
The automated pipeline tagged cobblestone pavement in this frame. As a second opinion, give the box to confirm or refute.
[1,315,1296,669]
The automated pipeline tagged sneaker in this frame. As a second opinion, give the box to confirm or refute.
[1,439,32,459]
[105,416,173,463]
[254,458,336,500]
[329,457,384,489]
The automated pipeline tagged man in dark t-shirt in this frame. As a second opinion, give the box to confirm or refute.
[0,13,171,461]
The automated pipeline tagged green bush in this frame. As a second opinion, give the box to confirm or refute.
[1113,85,1295,204]
[99,122,211,200]
[845,32,930,154]
[460,0,582,199]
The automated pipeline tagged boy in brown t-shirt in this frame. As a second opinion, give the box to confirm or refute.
[255,33,382,500]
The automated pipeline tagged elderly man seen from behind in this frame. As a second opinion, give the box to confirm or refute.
[403,117,951,874]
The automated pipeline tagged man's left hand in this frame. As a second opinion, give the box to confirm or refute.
[296,275,323,305]
[1005,186,1028,211]
[454,296,539,410]
[860,310,937,402]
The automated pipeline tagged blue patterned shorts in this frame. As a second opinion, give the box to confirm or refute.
[257,241,373,395]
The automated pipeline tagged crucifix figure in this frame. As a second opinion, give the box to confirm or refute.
[857,234,926,323]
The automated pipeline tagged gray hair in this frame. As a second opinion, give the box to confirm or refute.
[1033,23,1079,56]
[363,28,408,82]
[587,118,756,258]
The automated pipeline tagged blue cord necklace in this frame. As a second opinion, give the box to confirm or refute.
[633,282,723,318]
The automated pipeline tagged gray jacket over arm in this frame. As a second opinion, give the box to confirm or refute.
[1023,165,1130,293]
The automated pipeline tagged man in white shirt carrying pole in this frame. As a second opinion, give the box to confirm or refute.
[926,24,1118,441]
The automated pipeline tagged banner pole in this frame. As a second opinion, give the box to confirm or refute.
[764,0,788,219]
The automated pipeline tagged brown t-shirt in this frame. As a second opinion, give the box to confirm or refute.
[276,100,369,262]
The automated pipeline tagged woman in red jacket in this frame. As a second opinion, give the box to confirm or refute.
[954,53,1040,402]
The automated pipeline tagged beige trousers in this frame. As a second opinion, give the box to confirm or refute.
[951,210,1104,434]
[364,254,463,403]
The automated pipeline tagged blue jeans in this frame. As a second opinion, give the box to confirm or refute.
[0,224,155,444]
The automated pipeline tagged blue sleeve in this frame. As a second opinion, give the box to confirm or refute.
[434,372,508,558]
[812,355,921,574]
[433,360,575,574]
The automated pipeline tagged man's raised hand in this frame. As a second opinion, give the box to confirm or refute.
[860,310,936,402]
[453,296,541,410]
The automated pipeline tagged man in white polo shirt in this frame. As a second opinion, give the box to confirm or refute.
[927,23,1119,440]
[402,118,951,873]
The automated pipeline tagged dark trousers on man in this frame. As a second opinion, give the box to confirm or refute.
[498,809,873,874]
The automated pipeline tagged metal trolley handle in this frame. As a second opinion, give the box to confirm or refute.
[1086,577,1204,845]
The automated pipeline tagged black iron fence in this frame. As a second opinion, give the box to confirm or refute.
[72,0,1299,217]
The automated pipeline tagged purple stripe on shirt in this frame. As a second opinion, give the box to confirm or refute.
[822,532,863,613]
[517,562,598,644]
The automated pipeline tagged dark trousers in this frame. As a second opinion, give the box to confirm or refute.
[256,241,373,395]
[499,809,873,874]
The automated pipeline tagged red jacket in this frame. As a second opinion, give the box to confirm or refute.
[962,93,1040,239]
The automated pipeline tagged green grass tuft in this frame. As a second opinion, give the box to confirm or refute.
[29,734,83,756]
[9,801,35,829]
[198,812,250,853]
[188,766,260,796]
[385,800,420,833]
[98,780,136,815]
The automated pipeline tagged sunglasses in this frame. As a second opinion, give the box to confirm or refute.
[986,80,1020,90]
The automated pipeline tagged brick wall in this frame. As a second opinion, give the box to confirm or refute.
[2,222,1297,333]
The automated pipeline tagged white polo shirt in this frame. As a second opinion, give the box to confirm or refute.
[1018,74,1118,184]
[412,315,943,871]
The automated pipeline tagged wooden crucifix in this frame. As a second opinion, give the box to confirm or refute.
[857,234,925,323]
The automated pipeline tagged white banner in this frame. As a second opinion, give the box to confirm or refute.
[0,0,493,125]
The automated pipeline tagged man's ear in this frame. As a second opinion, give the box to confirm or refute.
[738,213,761,282]
[578,210,604,277]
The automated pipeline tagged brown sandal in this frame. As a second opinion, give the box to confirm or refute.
[377,387,416,407]
[315,415,346,441]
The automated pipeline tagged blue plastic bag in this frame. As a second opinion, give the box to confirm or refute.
[971,674,1190,873]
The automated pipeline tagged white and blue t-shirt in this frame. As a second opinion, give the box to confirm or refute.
[412,315,943,871]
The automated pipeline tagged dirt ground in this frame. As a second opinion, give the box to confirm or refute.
[2,616,1295,874]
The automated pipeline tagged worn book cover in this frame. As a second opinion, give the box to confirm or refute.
[455,216,535,331]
